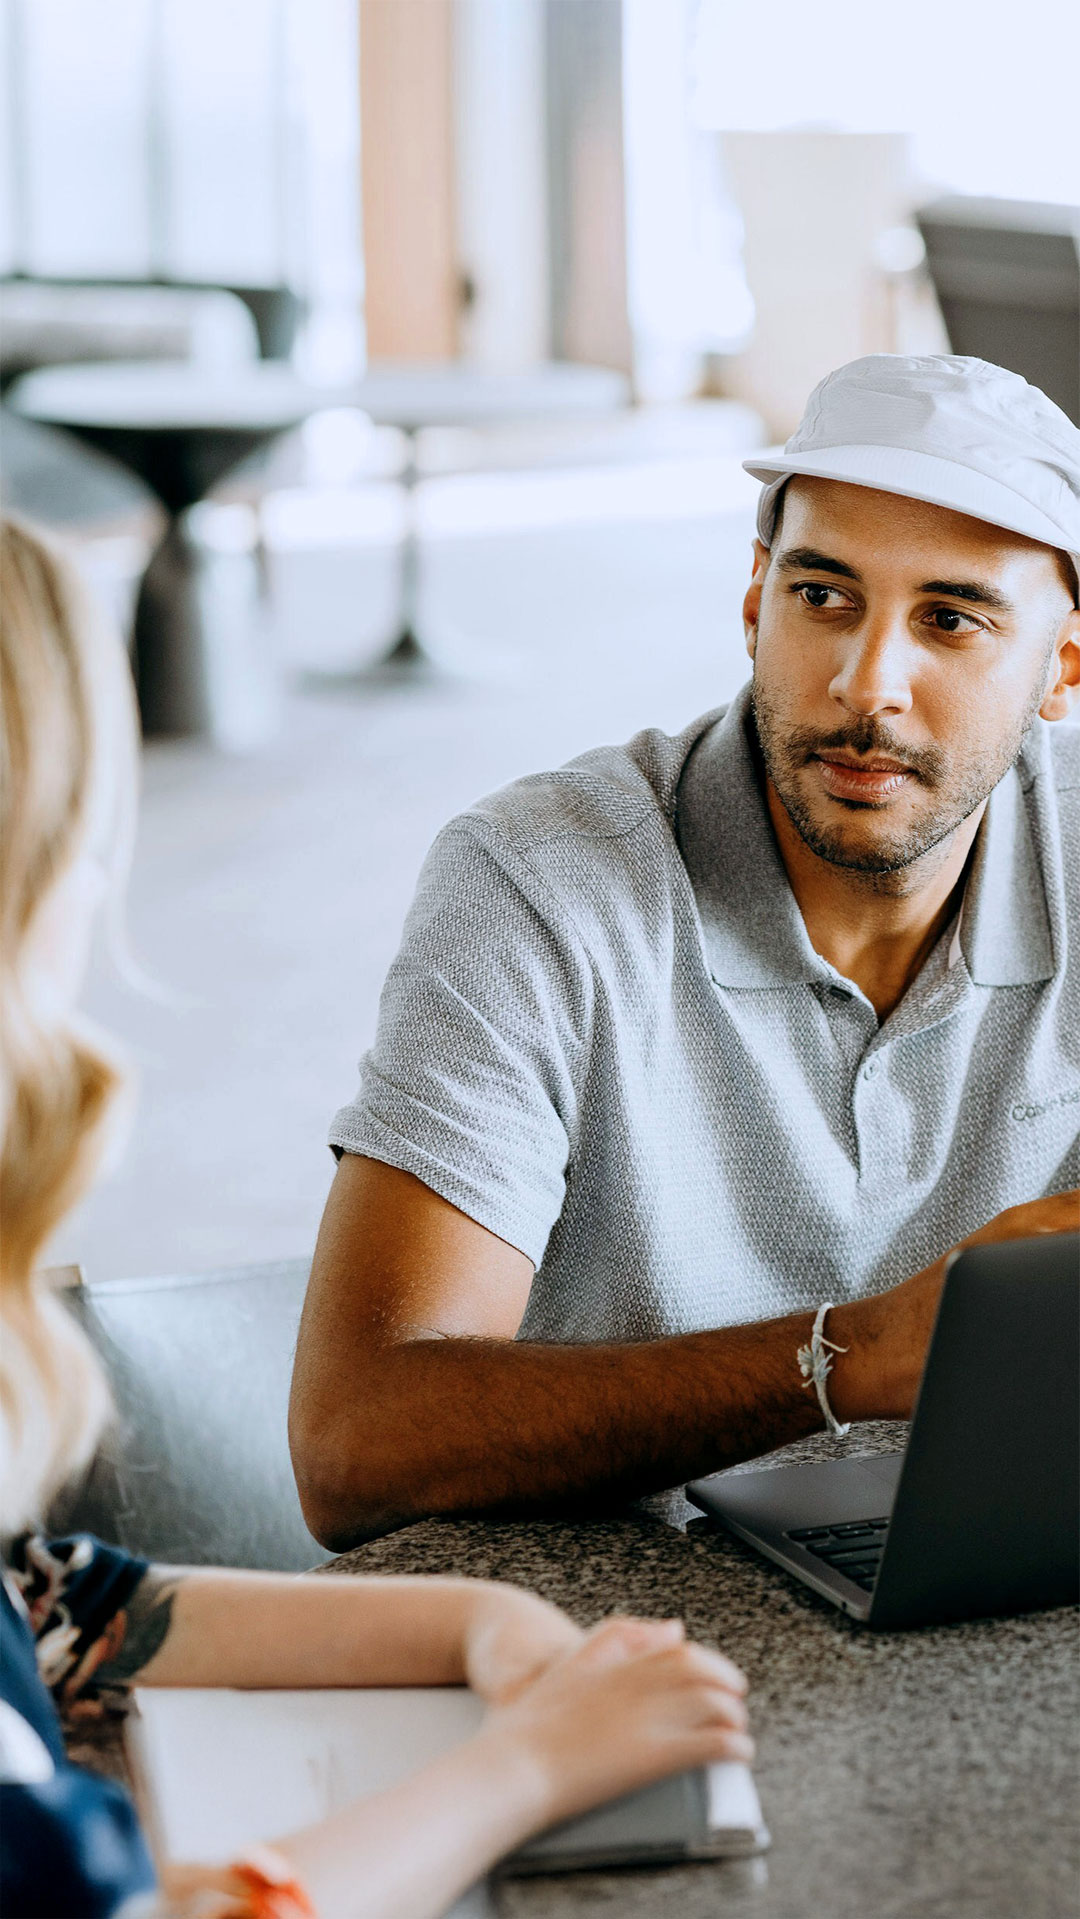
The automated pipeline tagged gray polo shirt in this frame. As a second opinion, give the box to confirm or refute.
[330,685,1078,1338]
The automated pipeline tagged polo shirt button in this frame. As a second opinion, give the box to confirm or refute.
[863,1059,879,1079]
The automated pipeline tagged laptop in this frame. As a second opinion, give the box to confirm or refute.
[687,1232,1079,1630]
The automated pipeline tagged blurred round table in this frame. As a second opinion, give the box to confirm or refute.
[349,361,630,670]
[7,360,345,745]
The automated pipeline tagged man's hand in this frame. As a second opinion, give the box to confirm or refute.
[830,1188,1079,1423]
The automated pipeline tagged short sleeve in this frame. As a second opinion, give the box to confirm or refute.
[7,1535,149,1701]
[329,819,593,1266]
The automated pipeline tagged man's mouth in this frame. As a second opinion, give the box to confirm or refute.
[812,751,915,804]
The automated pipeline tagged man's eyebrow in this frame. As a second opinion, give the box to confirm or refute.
[774,547,861,581]
[919,579,1015,613]
[776,549,1017,614]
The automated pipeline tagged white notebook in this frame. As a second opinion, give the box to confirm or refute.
[129,1685,767,1915]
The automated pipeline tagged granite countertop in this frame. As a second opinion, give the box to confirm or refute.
[325,1425,1080,1919]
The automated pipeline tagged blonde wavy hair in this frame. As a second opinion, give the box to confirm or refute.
[0,516,139,1537]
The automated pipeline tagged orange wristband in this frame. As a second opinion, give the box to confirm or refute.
[231,1844,317,1919]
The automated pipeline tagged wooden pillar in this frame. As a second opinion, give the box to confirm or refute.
[359,0,459,360]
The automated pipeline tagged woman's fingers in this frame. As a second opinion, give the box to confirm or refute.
[481,1620,756,1832]
[687,1725,756,1765]
[675,1639,749,1696]
[625,1638,750,1707]
[635,1650,751,1730]
[698,1681,751,1733]
[574,1615,685,1671]
[575,1617,748,1696]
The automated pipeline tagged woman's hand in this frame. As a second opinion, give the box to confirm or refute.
[462,1583,585,1704]
[473,1614,752,1835]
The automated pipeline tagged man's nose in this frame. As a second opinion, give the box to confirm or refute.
[828,612,914,718]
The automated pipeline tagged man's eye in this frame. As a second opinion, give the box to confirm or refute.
[796,583,846,609]
[925,607,983,634]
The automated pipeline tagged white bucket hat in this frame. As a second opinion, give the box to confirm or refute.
[744,354,1080,587]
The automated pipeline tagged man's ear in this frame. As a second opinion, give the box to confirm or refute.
[743,539,770,660]
[1039,608,1080,722]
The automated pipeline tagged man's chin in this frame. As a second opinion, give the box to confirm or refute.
[799,830,922,876]
[785,794,940,876]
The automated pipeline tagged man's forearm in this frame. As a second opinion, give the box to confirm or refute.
[291,1161,1077,1548]
[292,1309,831,1548]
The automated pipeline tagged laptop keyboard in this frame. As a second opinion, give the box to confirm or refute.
[785,1517,890,1591]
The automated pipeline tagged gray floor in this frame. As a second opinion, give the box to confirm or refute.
[49,498,759,1280]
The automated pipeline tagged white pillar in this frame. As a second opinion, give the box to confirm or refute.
[622,0,753,402]
[453,0,549,369]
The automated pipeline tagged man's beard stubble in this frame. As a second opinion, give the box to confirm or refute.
[749,668,1048,889]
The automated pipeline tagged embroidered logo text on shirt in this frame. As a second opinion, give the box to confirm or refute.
[1011,1087,1080,1124]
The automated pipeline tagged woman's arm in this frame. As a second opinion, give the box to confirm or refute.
[88,1566,583,1703]
[160,1617,752,1919]
[84,1568,752,1919]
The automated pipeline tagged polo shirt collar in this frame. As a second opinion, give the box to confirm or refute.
[676,685,827,988]
[960,728,1055,986]
[675,685,1055,991]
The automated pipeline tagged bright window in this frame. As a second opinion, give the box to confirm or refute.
[692,0,1080,206]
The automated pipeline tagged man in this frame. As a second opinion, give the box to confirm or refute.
[290,355,1080,1549]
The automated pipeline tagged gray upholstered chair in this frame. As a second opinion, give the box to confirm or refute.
[916,196,1080,425]
[50,1260,330,1572]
